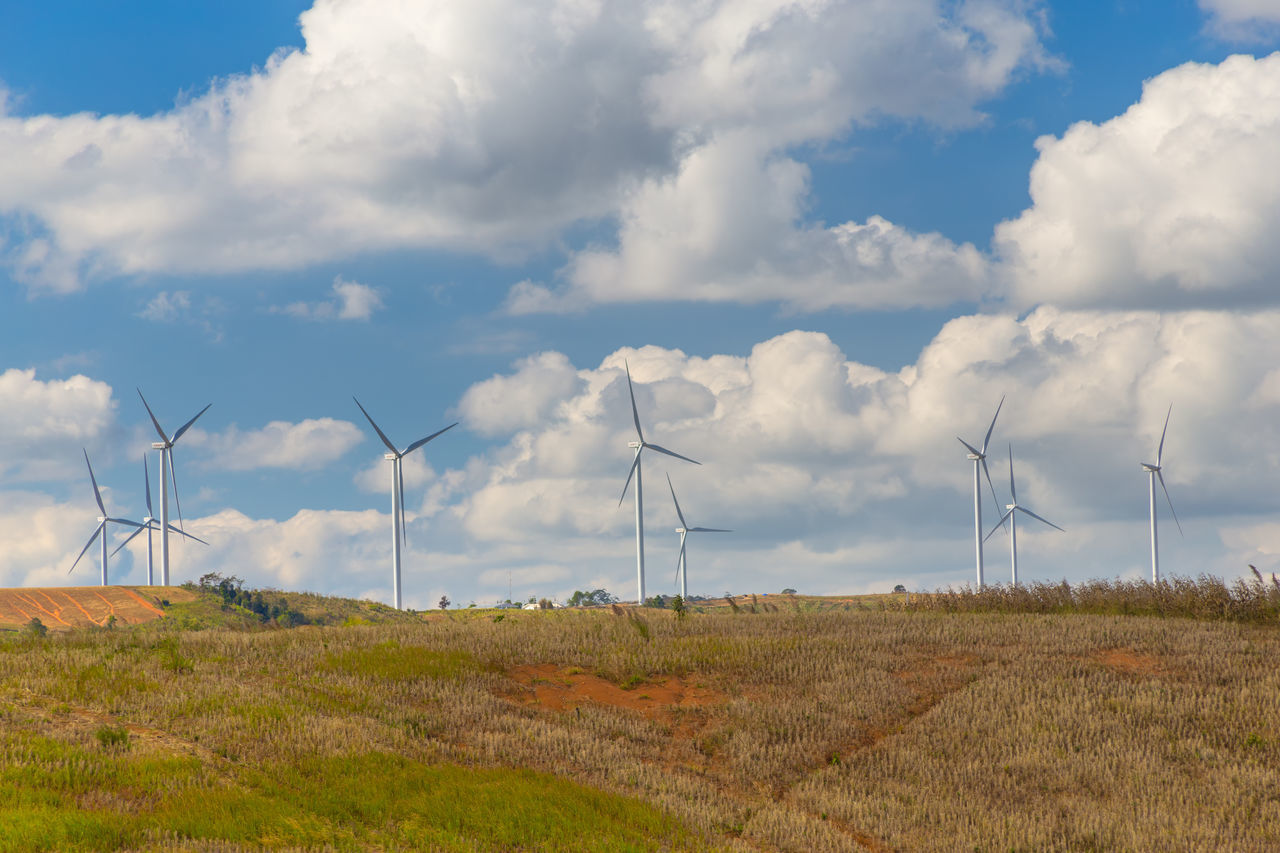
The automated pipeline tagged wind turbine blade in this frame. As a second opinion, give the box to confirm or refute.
[1157,404,1172,467]
[666,474,687,529]
[111,522,149,558]
[983,510,1013,543]
[353,396,400,455]
[690,527,732,533]
[625,361,645,443]
[83,449,106,515]
[143,455,153,516]
[404,422,457,455]
[982,395,1005,455]
[172,403,212,443]
[107,518,146,530]
[675,541,684,585]
[1007,445,1017,504]
[69,524,104,574]
[1156,469,1183,536]
[165,523,208,546]
[1016,506,1064,532]
[981,457,1003,527]
[168,449,186,533]
[957,437,982,457]
[619,453,641,505]
[645,443,700,466]
[137,389,170,442]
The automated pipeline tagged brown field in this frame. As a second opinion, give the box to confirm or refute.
[0,586,194,631]
[4,587,1280,851]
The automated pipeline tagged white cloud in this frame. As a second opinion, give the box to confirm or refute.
[457,352,584,436]
[274,276,385,321]
[0,369,117,482]
[187,418,364,471]
[137,291,192,322]
[1199,0,1280,40]
[0,0,1048,297]
[996,52,1280,310]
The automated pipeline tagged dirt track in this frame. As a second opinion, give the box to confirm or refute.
[0,586,194,631]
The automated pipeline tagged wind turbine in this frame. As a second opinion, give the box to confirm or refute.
[69,450,146,586]
[138,390,211,586]
[984,445,1063,586]
[1142,405,1182,582]
[957,396,1005,587]
[667,474,729,600]
[112,455,207,585]
[353,397,456,610]
[619,362,699,605]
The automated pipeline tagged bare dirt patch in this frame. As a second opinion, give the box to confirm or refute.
[0,586,194,631]
[1092,647,1168,678]
[504,663,725,721]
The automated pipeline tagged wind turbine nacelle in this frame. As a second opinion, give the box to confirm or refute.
[151,442,166,450]
[675,527,687,534]
[384,453,397,461]
[627,441,642,449]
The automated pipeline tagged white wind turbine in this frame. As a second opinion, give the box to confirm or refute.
[353,397,456,610]
[667,474,730,600]
[957,396,1005,587]
[138,390,211,586]
[984,445,1063,586]
[112,455,207,585]
[69,450,146,586]
[1142,405,1182,582]
[619,362,699,605]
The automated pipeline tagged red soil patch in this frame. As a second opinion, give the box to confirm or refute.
[0,586,194,631]
[505,664,725,720]
[1093,647,1167,677]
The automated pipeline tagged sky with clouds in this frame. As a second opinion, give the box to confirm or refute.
[2,0,1280,607]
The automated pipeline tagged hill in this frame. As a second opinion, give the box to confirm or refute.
[2,586,1279,850]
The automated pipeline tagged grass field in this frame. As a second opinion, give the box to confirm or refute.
[2,581,1279,851]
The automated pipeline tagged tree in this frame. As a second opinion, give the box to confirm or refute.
[670,595,687,620]
[567,588,619,607]
[781,588,797,595]
[438,595,450,610]
[24,617,47,638]
[893,584,907,594]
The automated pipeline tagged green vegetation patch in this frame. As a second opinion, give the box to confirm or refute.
[0,734,694,852]
[323,641,483,682]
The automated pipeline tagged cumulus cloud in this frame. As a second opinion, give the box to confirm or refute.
[0,0,1048,300]
[0,369,117,481]
[273,276,385,321]
[188,418,364,471]
[426,310,1280,601]
[457,352,584,435]
[996,52,1280,310]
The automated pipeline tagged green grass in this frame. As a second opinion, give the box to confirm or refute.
[0,734,695,852]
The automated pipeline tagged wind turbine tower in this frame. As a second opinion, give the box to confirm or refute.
[984,445,1064,585]
[957,396,1004,587]
[354,397,456,610]
[138,390,210,586]
[667,474,729,600]
[1142,405,1182,582]
[619,362,699,605]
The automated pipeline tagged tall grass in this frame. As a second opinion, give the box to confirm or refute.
[897,572,1280,622]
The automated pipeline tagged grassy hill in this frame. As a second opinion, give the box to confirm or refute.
[2,581,1279,850]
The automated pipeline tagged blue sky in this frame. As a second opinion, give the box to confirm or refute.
[3,0,1280,607]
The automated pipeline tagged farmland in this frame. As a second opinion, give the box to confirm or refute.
[2,585,1279,851]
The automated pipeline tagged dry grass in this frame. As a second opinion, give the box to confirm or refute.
[2,585,1280,850]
